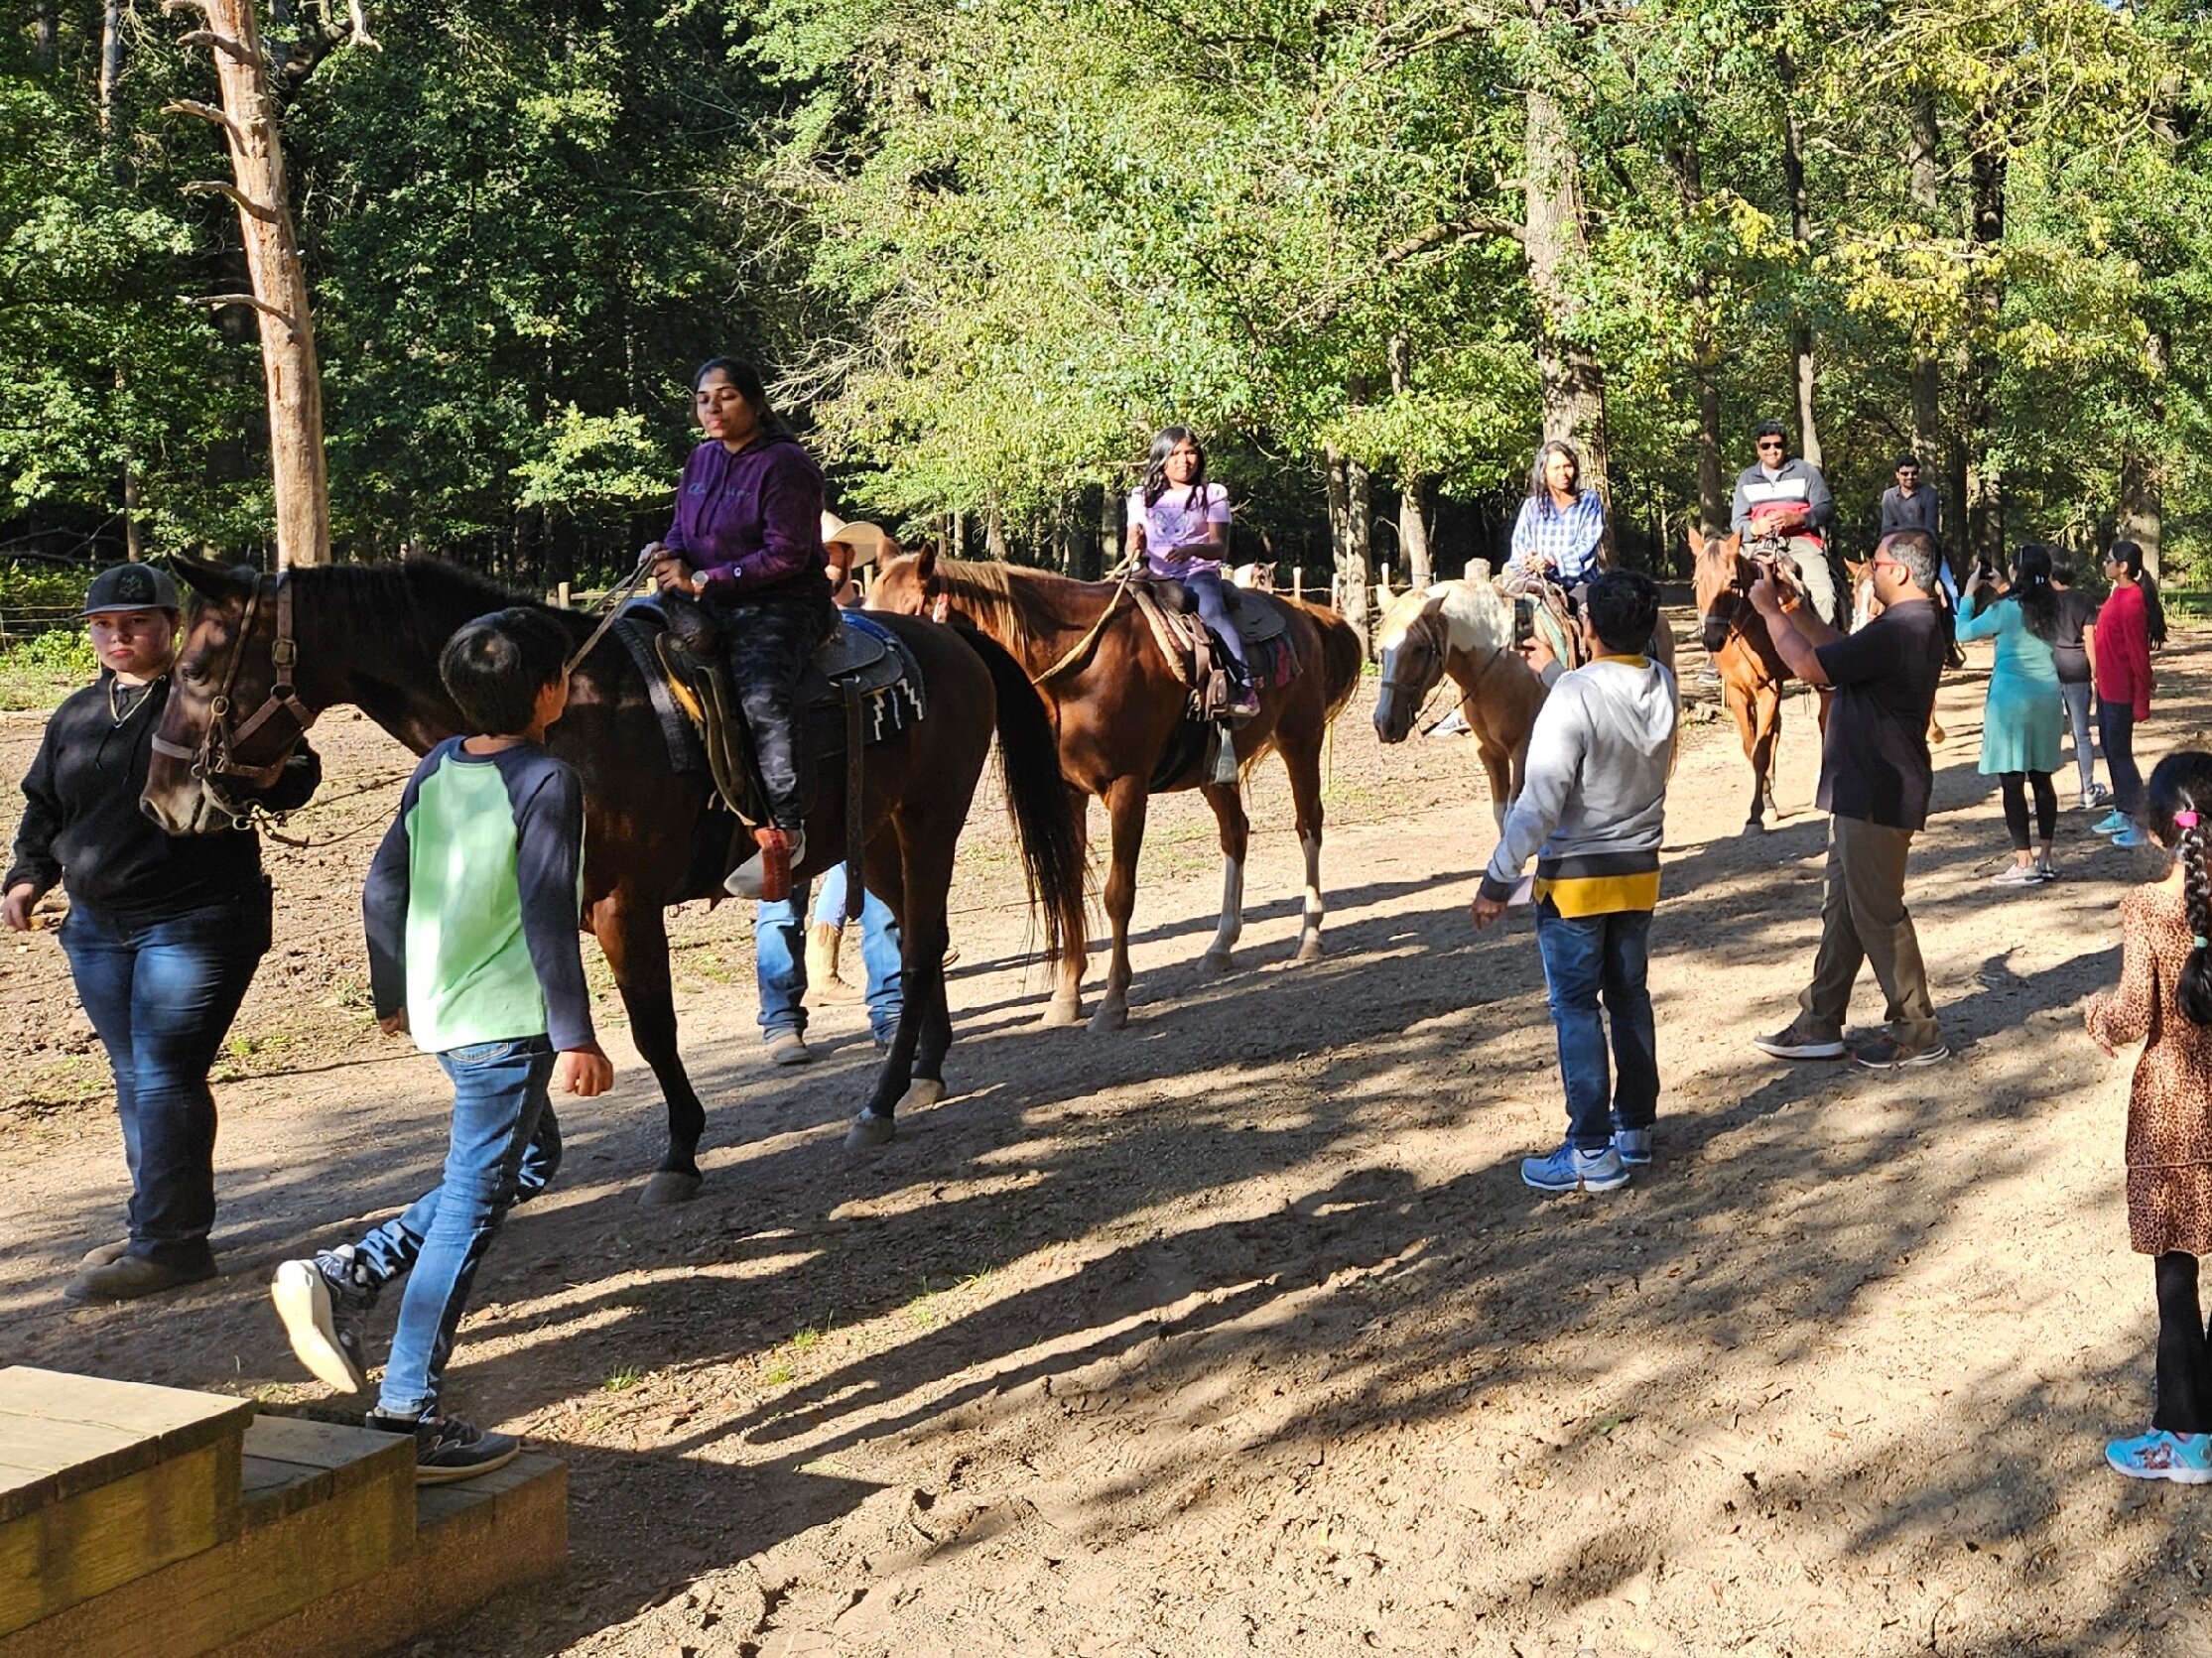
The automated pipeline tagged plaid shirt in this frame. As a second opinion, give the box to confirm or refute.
[1508,489,1606,584]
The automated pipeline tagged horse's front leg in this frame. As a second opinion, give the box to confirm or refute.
[1091,776,1148,1030]
[590,889,706,1206]
[1750,683,1783,829]
[1043,784,1091,1027]
[1199,779,1249,973]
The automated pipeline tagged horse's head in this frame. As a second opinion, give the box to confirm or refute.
[1688,529,1748,656]
[1372,586,1452,744]
[868,544,957,624]
[142,555,319,835]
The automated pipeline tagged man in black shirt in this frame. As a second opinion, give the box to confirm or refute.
[1878,454,1942,542]
[1743,530,1950,1070]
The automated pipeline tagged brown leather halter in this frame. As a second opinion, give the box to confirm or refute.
[151,573,317,825]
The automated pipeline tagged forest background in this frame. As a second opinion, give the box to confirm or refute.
[4,0,2208,640]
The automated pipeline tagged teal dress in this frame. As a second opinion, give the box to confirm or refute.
[1957,591,2064,775]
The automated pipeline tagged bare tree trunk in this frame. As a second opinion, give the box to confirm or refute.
[100,0,124,133]
[1326,445,1374,649]
[984,503,1008,562]
[169,0,331,569]
[1387,332,1434,588]
[36,0,57,72]
[1665,139,1726,532]
[2120,331,2168,575]
[1523,81,1613,565]
[122,457,144,562]
[1095,480,1118,579]
[1907,84,1943,467]
[1777,49,1821,467]
[1963,109,2007,567]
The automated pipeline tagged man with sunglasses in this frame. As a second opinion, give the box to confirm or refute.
[1744,530,1950,1072]
[1730,421,1835,541]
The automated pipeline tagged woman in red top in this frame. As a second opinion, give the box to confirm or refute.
[2093,539,2156,848]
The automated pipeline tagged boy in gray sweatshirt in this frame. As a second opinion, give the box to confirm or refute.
[1472,571,1677,1193]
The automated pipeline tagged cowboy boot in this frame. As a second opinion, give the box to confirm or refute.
[807,922,862,1002]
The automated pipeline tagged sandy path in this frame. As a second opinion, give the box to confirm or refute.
[3,625,2209,1657]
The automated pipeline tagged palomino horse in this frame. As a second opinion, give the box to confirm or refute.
[1691,528,1837,832]
[870,549,1363,1033]
[1370,571,1547,830]
[142,557,1088,1179]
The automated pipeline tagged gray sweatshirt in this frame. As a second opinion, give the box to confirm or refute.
[1478,656,1677,909]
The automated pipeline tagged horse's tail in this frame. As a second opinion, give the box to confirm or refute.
[966,626,1089,970]
[1299,600,1365,721]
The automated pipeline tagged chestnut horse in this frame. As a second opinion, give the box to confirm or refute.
[870,549,1363,1033]
[1370,572,1547,829]
[141,556,1088,1181]
[1691,528,1835,832]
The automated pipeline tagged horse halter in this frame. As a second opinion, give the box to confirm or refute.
[150,573,317,826]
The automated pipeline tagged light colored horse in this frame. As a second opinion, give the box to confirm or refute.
[1371,567,1548,830]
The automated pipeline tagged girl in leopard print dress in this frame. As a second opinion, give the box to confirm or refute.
[2088,749,2212,1483]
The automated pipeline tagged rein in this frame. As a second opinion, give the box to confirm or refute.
[563,549,658,678]
[151,572,318,831]
[1027,559,1138,687]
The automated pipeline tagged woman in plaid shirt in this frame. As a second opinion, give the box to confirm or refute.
[1505,441,1607,592]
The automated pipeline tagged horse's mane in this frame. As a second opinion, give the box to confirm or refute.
[296,558,587,664]
[934,559,1096,654]
[1375,565,1510,656]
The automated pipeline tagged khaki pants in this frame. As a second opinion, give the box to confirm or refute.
[1797,815,1942,1049]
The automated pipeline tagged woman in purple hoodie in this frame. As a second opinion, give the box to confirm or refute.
[647,358,836,898]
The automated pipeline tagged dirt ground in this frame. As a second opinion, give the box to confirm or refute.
[4,618,2212,1658]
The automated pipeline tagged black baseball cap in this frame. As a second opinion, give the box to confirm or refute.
[81,564,182,616]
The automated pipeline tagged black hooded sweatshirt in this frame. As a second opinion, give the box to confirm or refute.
[6,672,321,926]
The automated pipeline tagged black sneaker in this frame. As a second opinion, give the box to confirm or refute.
[363,1410,520,1483]
[271,1245,375,1392]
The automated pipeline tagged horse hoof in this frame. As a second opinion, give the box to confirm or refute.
[1743,818,1766,835]
[1088,1003,1128,1034]
[845,1110,896,1151]
[638,1170,703,1207]
[1294,938,1324,964]
[1201,948,1235,975]
[899,1078,947,1112]
[1040,998,1082,1029]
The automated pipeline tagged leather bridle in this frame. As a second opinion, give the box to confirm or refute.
[151,573,317,827]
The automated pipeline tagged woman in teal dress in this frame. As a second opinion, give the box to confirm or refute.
[1957,543,2066,886]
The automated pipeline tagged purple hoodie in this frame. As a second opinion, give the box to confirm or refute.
[664,436,828,597]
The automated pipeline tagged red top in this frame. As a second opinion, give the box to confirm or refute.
[2093,581,2154,719]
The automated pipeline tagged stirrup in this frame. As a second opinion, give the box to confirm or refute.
[726,826,804,902]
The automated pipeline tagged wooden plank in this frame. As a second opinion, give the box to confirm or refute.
[237,1416,411,1529]
[0,1436,415,1658]
[209,1454,568,1658]
[0,1368,254,1526]
[0,1440,234,1636]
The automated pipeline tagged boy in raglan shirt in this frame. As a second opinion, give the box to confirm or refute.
[271,607,612,1480]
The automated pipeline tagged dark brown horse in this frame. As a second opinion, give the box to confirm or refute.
[1690,528,1836,833]
[140,556,1087,1189]
[869,550,1363,1032]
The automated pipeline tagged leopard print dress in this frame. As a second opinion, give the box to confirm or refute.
[2086,884,2212,1256]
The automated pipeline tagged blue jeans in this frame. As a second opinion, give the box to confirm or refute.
[1534,903,1659,1152]
[756,864,904,1043]
[368,1036,554,1419]
[352,1109,562,1284]
[1182,567,1250,675]
[60,887,269,1268]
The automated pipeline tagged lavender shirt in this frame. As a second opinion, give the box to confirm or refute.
[663,437,829,597]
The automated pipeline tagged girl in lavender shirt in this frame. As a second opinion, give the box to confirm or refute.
[1125,428,1255,717]
[646,359,836,899]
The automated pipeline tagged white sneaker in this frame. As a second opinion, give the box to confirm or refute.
[1990,862,2040,888]
[725,828,806,899]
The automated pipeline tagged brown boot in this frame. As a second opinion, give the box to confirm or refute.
[807,921,861,1002]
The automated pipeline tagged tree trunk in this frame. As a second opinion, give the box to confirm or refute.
[1777,49,1821,467]
[1522,81,1613,564]
[1665,139,1726,532]
[1095,480,1118,579]
[984,503,1007,562]
[1963,109,2007,567]
[173,0,332,569]
[36,0,57,73]
[1326,445,1373,648]
[2120,330,2168,575]
[1387,332,1434,588]
[1907,84,1943,469]
[99,0,124,134]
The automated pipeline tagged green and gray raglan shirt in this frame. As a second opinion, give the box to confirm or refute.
[362,738,594,1055]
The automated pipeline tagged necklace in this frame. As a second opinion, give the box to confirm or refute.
[107,676,156,728]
